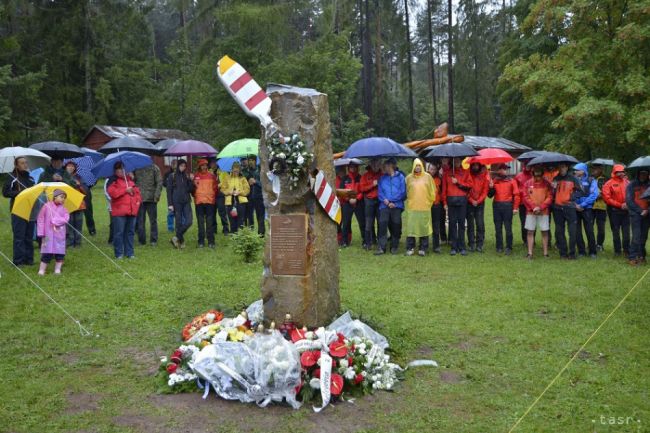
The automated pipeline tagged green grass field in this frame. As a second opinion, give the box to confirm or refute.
[0,193,648,433]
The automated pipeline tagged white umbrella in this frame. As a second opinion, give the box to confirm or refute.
[0,146,51,173]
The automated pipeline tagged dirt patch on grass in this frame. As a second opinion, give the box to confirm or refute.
[65,392,101,415]
[121,346,164,376]
[439,370,465,384]
[113,414,168,432]
[147,389,397,433]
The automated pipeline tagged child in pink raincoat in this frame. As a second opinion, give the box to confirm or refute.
[37,189,70,275]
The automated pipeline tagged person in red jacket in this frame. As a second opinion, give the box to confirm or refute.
[488,164,520,255]
[338,161,365,248]
[193,159,218,249]
[335,165,348,246]
[427,163,443,253]
[515,163,533,245]
[602,164,630,257]
[359,158,382,249]
[467,163,489,252]
[443,158,473,255]
[107,162,142,259]
[522,165,553,259]
[552,163,582,259]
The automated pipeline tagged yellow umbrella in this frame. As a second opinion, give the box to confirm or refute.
[11,182,85,221]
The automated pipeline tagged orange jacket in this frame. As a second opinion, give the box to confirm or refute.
[469,169,489,205]
[193,171,218,205]
[602,177,629,209]
[442,168,473,205]
[488,176,520,209]
[359,168,382,199]
[522,178,553,215]
[553,173,582,206]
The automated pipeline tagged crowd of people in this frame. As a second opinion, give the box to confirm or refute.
[3,150,650,274]
[335,156,649,265]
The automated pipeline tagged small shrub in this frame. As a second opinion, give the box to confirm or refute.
[230,227,264,263]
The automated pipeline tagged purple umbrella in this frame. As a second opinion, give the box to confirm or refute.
[165,140,217,157]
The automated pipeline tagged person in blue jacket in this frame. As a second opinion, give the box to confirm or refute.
[375,158,406,255]
[573,163,599,258]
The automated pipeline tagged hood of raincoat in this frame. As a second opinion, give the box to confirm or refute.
[574,162,588,175]
[612,164,625,177]
[411,158,425,177]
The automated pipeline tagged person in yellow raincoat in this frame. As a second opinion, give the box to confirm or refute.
[404,158,436,256]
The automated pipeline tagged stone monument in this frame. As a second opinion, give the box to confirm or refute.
[259,84,340,328]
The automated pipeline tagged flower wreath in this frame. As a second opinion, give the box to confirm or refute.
[268,133,313,190]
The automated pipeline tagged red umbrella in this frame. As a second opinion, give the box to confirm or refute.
[466,148,513,165]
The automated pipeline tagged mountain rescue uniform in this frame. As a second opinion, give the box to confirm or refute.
[442,166,473,254]
[552,172,583,258]
[193,168,218,247]
[377,167,406,254]
[574,163,599,257]
[488,173,520,253]
[335,172,347,245]
[167,166,196,245]
[591,170,608,250]
[626,172,650,263]
[522,178,553,231]
[242,162,265,236]
[602,165,630,256]
[467,166,489,252]
[515,168,533,244]
[430,172,443,252]
[404,159,436,255]
[360,166,382,247]
[107,175,142,259]
[134,164,162,245]
[104,178,114,244]
[339,168,365,247]
[222,169,250,234]
[2,168,36,266]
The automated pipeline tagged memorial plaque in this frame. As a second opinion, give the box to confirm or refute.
[270,213,308,276]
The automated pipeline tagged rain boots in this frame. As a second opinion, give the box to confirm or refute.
[38,262,47,275]
[54,261,63,274]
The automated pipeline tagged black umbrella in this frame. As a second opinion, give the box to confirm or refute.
[154,138,180,155]
[422,143,478,160]
[588,158,615,166]
[99,137,157,154]
[517,150,549,161]
[29,141,84,159]
[527,152,578,166]
[626,156,650,173]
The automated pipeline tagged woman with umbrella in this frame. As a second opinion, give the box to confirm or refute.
[626,162,650,266]
[107,162,142,259]
[166,159,196,249]
[2,156,36,266]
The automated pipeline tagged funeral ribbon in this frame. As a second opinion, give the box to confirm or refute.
[294,328,339,412]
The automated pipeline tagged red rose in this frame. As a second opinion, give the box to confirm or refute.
[347,356,354,366]
[328,341,348,358]
[300,350,319,368]
[331,374,344,396]
[171,350,183,364]
[337,333,346,343]
[313,368,321,378]
[354,373,364,385]
[166,363,178,374]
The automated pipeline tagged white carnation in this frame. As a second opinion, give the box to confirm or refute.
[309,378,321,389]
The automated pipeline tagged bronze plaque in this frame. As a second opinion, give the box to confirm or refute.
[270,214,308,276]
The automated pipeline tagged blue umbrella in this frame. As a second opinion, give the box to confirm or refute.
[80,147,105,163]
[64,156,98,187]
[343,137,417,159]
[29,167,44,183]
[217,156,259,172]
[91,151,153,178]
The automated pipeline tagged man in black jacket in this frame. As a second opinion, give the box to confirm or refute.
[166,159,195,249]
[242,155,265,236]
[2,157,36,266]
